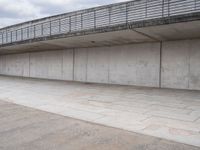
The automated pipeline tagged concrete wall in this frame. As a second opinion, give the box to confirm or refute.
[29,50,74,80]
[0,53,29,77]
[74,43,160,87]
[161,39,200,90]
[0,39,200,90]
[74,48,87,82]
[86,47,110,84]
[189,40,200,90]
[109,43,160,87]
[30,51,63,80]
[0,50,74,81]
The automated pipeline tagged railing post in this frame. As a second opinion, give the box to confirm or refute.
[3,32,4,44]
[126,3,128,24]
[6,30,8,43]
[15,30,17,41]
[21,28,23,40]
[162,0,164,17]
[59,19,61,33]
[34,25,36,38]
[168,0,170,16]
[27,27,29,39]
[81,14,83,30]
[109,7,111,25]
[145,0,148,18]
[69,16,71,32]
[195,0,197,11]
[94,11,96,29]
[10,31,12,43]
[1,33,3,44]
[41,24,43,36]
[50,21,52,35]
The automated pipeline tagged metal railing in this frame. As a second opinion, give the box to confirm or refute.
[0,0,200,45]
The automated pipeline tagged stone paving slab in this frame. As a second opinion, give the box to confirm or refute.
[0,76,200,147]
[0,100,200,150]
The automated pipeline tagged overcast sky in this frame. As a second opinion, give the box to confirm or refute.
[0,0,127,28]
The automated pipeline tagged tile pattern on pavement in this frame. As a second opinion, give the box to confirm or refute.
[0,76,200,147]
[1,100,200,150]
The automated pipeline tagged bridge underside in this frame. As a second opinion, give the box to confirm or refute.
[0,18,200,54]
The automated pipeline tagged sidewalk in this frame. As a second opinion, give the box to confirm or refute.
[0,75,200,147]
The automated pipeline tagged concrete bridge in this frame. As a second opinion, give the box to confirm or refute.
[0,0,200,90]
[1,1,200,147]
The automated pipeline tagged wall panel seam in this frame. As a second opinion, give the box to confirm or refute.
[159,41,162,88]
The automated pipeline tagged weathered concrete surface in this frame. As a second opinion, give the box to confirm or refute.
[0,76,200,147]
[162,39,200,90]
[74,42,160,86]
[161,41,190,89]
[0,100,199,150]
[109,43,160,87]
[74,48,87,82]
[189,40,200,90]
[30,51,63,80]
[29,50,74,80]
[0,39,200,90]
[87,47,110,84]
[0,42,161,87]
[63,50,74,80]
[0,53,29,77]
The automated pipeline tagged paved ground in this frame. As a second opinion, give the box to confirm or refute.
[0,76,200,147]
[0,100,200,150]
